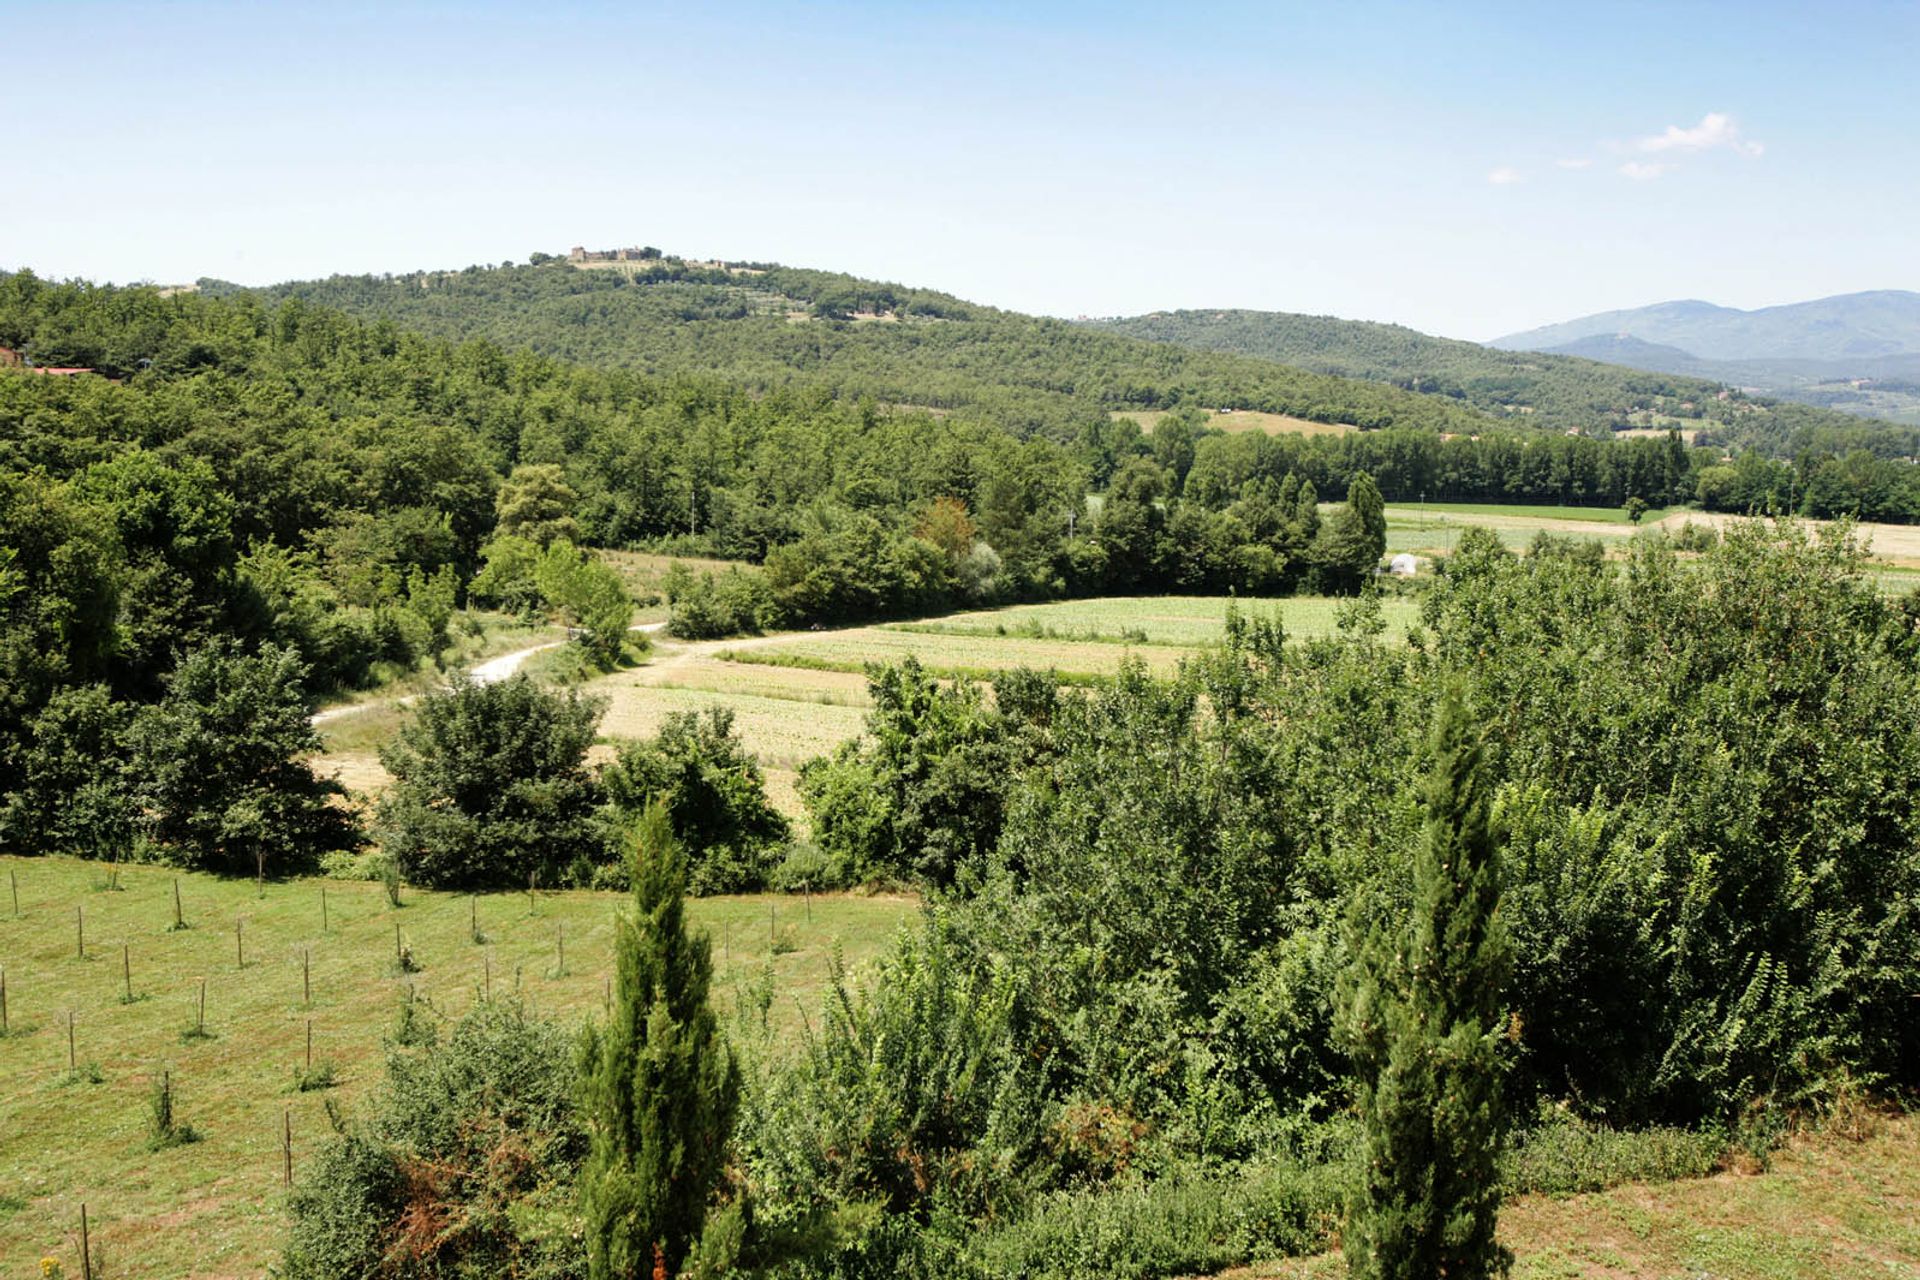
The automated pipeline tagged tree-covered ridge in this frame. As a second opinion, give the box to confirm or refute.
[1087,307,1917,455]
[212,257,1498,436]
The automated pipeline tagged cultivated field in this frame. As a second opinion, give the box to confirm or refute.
[1382,502,1920,575]
[1113,409,1358,436]
[0,856,915,1278]
[887,594,1418,646]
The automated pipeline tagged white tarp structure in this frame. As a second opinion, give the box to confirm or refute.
[1389,553,1419,577]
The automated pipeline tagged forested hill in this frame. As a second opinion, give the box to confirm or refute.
[208,258,1497,437]
[1085,307,1906,454]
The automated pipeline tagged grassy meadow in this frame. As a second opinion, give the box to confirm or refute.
[0,856,914,1278]
[1240,1111,1920,1280]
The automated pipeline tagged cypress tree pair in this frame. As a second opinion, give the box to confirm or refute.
[581,801,739,1279]
[1340,692,1513,1280]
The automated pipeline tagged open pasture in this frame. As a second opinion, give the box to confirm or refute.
[0,856,914,1278]
[595,678,870,772]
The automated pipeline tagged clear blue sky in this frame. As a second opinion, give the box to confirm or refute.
[3,0,1914,339]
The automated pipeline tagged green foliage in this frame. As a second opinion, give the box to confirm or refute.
[533,540,636,663]
[1314,471,1387,591]
[800,658,1054,888]
[968,1156,1349,1280]
[126,640,359,878]
[1339,692,1512,1280]
[494,463,581,548]
[283,998,586,1280]
[1427,523,1920,1119]
[747,912,1047,1226]
[146,1071,201,1150]
[1501,1112,1723,1196]
[579,803,740,1279]
[0,683,131,856]
[375,674,607,889]
[600,709,790,894]
[662,563,780,639]
[238,257,1498,437]
[467,534,545,617]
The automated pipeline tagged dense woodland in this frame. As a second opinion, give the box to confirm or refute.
[213,260,1520,436]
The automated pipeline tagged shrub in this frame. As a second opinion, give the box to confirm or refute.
[375,674,607,889]
[663,563,779,639]
[283,999,586,1279]
[970,1157,1349,1280]
[125,640,360,878]
[601,708,790,893]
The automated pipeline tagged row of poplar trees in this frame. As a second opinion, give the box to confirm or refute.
[581,691,1513,1279]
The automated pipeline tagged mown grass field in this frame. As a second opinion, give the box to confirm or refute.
[885,594,1418,647]
[0,856,915,1278]
[1235,1112,1920,1279]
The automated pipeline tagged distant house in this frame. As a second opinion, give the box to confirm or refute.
[0,346,19,367]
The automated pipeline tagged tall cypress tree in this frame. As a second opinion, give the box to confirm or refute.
[581,801,739,1279]
[1340,692,1512,1280]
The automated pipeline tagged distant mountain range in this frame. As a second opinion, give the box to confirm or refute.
[1492,291,1920,425]
[1493,291,1920,362]
[1085,308,1905,449]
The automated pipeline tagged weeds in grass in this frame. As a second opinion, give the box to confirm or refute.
[291,1061,339,1092]
[389,989,437,1047]
[378,857,404,908]
[1504,1112,1725,1195]
[60,1061,104,1087]
[147,1072,201,1149]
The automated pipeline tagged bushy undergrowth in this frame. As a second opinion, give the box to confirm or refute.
[283,998,586,1280]
[1502,1113,1726,1196]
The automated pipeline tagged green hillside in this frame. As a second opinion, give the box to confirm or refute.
[210,258,1498,438]
[1085,307,1908,452]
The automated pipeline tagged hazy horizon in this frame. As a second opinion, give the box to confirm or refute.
[4,0,1915,341]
